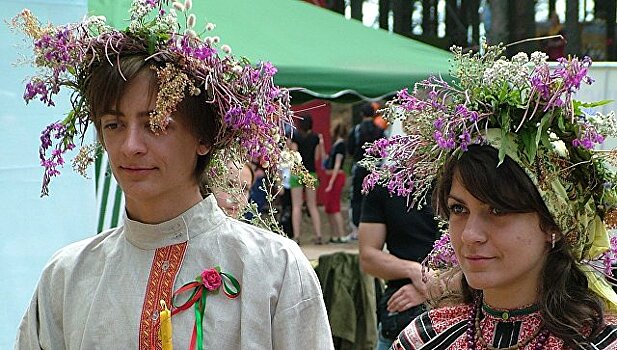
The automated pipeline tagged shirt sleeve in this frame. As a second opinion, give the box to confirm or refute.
[271,245,334,350]
[334,142,346,157]
[360,186,386,224]
[14,260,66,350]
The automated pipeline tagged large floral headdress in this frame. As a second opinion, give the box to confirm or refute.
[360,45,617,308]
[11,0,309,204]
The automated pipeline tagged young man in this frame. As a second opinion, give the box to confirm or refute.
[13,2,332,349]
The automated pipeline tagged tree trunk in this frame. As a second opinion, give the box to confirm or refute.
[392,0,413,36]
[379,0,391,30]
[565,0,582,56]
[508,0,537,55]
[487,0,509,46]
[606,0,616,60]
[327,0,346,15]
[446,0,467,47]
[548,0,556,17]
[350,0,364,21]
[465,0,480,47]
[422,0,437,36]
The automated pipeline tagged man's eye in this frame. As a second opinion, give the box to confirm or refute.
[490,207,505,216]
[103,122,118,130]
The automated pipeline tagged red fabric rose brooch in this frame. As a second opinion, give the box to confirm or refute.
[161,266,241,350]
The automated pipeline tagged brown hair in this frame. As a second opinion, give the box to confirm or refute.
[433,144,605,349]
[84,54,222,180]
[330,120,348,140]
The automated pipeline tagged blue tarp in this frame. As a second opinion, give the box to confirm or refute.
[0,1,96,347]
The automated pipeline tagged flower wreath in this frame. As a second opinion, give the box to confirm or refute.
[10,0,313,226]
[360,44,617,309]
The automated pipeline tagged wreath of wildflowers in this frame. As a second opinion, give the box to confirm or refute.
[10,0,312,211]
[360,44,617,307]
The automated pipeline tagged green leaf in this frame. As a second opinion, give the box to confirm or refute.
[535,114,550,147]
[520,129,537,164]
[498,129,511,166]
[572,99,614,116]
[574,99,614,108]
[557,114,566,132]
[147,33,157,55]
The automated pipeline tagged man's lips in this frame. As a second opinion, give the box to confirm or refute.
[119,166,156,173]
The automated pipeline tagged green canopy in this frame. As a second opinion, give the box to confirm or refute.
[88,0,451,102]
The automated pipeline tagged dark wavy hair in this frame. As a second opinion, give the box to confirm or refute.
[85,54,221,181]
[433,144,605,349]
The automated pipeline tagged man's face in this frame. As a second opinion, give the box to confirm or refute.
[99,70,208,219]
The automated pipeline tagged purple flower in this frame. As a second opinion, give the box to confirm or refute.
[24,80,54,106]
[397,88,410,100]
[362,171,380,194]
[427,233,458,269]
[554,56,594,93]
[572,122,605,150]
[459,129,471,151]
[262,62,277,76]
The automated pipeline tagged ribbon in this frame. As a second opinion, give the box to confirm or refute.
[172,267,241,350]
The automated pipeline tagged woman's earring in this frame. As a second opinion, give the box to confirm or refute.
[551,233,556,249]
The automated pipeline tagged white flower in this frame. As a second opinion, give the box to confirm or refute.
[185,29,197,38]
[552,140,569,158]
[221,44,232,54]
[530,51,549,66]
[184,0,192,10]
[206,22,216,31]
[212,36,220,44]
[231,65,243,74]
[204,36,213,44]
[187,14,196,28]
[512,52,529,65]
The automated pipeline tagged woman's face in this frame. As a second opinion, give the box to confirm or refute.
[447,175,551,305]
[213,163,253,218]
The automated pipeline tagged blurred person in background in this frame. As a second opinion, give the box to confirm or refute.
[290,114,324,244]
[320,121,349,243]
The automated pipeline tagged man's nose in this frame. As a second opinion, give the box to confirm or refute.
[122,125,147,155]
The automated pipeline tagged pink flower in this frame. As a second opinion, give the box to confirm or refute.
[201,268,222,291]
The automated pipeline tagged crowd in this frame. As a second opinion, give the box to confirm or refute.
[11,1,617,349]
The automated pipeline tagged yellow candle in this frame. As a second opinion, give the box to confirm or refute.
[159,300,173,350]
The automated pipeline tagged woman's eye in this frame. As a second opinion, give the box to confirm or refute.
[448,203,466,215]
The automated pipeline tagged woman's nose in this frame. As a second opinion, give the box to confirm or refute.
[460,214,488,244]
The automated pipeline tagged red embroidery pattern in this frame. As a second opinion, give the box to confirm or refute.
[139,243,187,350]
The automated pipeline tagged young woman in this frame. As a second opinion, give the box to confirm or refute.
[361,46,617,349]
[290,114,324,244]
[393,144,617,349]
[13,2,333,349]
[321,121,349,243]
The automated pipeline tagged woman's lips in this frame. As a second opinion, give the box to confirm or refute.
[464,255,495,267]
